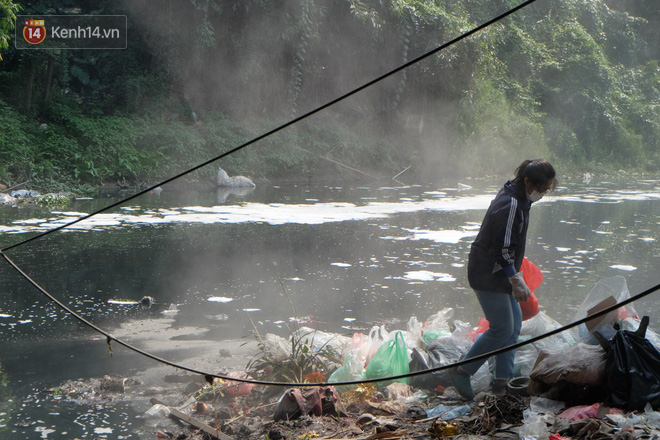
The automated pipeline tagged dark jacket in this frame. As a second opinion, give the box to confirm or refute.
[467,181,531,293]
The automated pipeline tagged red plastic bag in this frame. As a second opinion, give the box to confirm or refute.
[467,317,490,341]
[520,258,542,320]
[521,258,543,291]
[224,371,254,396]
[558,403,624,420]
[520,292,539,321]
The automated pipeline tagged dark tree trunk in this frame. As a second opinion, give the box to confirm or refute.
[43,58,55,104]
[25,64,35,112]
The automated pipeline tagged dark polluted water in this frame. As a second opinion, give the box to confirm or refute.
[1,178,659,438]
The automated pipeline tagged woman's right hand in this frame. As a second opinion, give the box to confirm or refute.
[509,272,531,302]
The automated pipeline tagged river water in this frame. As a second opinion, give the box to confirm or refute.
[0,176,659,438]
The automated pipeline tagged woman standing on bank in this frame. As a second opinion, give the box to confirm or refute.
[450,159,557,399]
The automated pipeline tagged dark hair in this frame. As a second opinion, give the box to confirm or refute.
[513,159,557,190]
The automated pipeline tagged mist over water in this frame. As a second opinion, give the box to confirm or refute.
[1,177,659,438]
[2,178,658,340]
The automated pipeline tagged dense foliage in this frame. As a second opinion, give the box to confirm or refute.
[0,0,658,190]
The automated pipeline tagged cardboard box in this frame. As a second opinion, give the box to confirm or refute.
[585,295,619,332]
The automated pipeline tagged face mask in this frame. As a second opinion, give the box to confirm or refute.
[527,190,543,202]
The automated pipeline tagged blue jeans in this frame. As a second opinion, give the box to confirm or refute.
[461,290,522,380]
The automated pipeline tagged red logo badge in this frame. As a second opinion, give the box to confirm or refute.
[23,20,46,45]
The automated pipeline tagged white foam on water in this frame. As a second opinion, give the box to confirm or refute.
[610,264,637,271]
[331,262,352,267]
[400,228,478,244]
[107,299,139,305]
[35,426,56,438]
[0,194,495,234]
[402,271,456,282]
[208,296,233,303]
[2,187,658,235]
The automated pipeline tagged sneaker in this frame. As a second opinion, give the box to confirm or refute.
[450,368,474,400]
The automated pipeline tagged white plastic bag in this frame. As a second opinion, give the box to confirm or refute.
[344,332,369,364]
[644,402,660,430]
[262,333,291,361]
[365,325,390,365]
[572,276,637,344]
[518,409,549,439]
[423,308,454,332]
[145,403,170,418]
[405,316,423,349]
[293,326,350,353]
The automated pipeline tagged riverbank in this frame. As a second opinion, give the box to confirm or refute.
[34,313,660,440]
[43,333,660,440]
[1,166,659,209]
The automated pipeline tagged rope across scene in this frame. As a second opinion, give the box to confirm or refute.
[5,0,656,388]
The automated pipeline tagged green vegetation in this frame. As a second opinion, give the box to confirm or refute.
[0,0,658,190]
[246,328,342,384]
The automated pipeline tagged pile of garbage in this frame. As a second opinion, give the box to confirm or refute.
[129,275,660,439]
[0,189,74,206]
[46,274,660,439]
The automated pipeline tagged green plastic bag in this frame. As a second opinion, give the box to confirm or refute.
[365,331,409,386]
[328,354,365,391]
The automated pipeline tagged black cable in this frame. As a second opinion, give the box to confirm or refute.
[1,0,540,254]
[3,247,659,387]
[9,0,651,389]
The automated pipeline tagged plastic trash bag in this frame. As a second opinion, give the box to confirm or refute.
[293,326,350,354]
[521,257,543,291]
[519,409,549,440]
[605,317,660,410]
[344,332,369,364]
[145,403,170,418]
[572,276,637,344]
[619,317,660,350]
[521,312,576,352]
[329,354,364,391]
[420,328,451,348]
[520,258,542,320]
[422,308,454,333]
[224,371,255,396]
[520,293,540,321]
[365,330,409,386]
[528,343,607,404]
[262,333,291,361]
[405,316,423,349]
[409,345,457,389]
[644,402,660,429]
[426,403,471,420]
[466,317,489,342]
[530,396,565,415]
[365,325,390,366]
